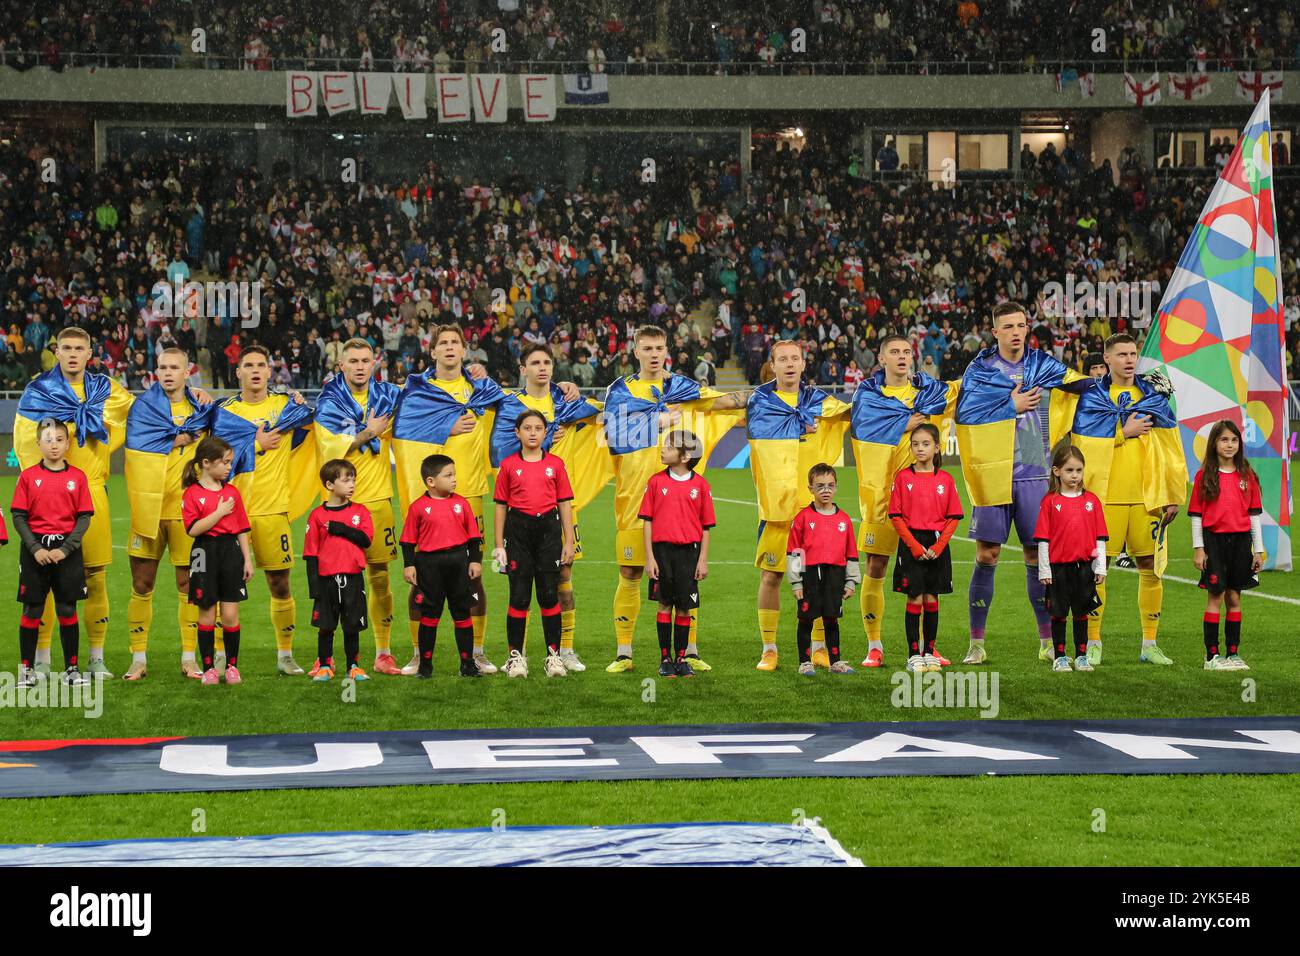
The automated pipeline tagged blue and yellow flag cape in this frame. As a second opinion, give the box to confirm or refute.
[489,386,602,466]
[601,374,704,456]
[955,347,1089,507]
[124,383,215,537]
[747,381,850,522]
[14,367,134,468]
[212,395,318,520]
[391,371,505,513]
[850,370,957,526]
[602,374,744,531]
[1062,374,1188,513]
[314,374,398,462]
[489,386,611,513]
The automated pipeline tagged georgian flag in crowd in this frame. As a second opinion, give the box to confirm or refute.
[1236,71,1284,103]
[1124,72,1162,107]
[1168,72,1211,101]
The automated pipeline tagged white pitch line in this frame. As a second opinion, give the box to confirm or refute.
[105,493,1300,603]
[717,495,1300,606]
[946,535,1300,608]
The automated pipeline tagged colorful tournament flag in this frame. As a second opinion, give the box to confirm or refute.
[1138,91,1291,570]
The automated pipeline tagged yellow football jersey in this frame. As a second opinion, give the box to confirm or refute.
[853,380,959,525]
[517,390,556,419]
[611,378,726,531]
[13,376,133,487]
[433,376,492,499]
[1107,383,1145,505]
[160,398,195,520]
[222,393,295,516]
[346,387,395,507]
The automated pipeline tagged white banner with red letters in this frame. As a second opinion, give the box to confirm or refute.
[285,72,557,121]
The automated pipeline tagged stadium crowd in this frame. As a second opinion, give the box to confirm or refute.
[0,1,1295,73]
[2,126,1299,396]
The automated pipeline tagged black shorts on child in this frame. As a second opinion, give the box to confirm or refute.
[188,535,248,609]
[17,539,87,606]
[893,529,953,597]
[503,508,562,581]
[311,571,369,633]
[797,564,847,621]
[1199,530,1258,595]
[649,541,701,610]
[1044,560,1102,618]
[413,546,476,620]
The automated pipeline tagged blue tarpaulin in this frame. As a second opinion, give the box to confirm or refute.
[0,822,862,867]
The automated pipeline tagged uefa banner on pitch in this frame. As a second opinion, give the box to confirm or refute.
[1,716,1299,799]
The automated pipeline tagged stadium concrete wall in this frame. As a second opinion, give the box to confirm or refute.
[2,67,1295,112]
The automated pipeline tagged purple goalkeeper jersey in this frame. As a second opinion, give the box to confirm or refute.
[986,352,1050,482]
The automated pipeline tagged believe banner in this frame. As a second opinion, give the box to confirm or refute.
[286,72,556,122]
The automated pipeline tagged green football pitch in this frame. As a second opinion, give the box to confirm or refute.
[1,466,1297,865]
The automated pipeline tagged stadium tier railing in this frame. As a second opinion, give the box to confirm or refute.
[2,51,1297,77]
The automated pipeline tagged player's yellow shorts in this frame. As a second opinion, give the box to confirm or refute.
[468,494,485,538]
[358,498,398,564]
[127,518,192,567]
[755,520,791,573]
[571,509,584,562]
[1104,503,1160,558]
[249,513,294,569]
[616,527,646,567]
[857,518,900,557]
[82,483,113,569]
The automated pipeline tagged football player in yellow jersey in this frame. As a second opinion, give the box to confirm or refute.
[1077,333,1181,667]
[483,343,598,672]
[850,334,959,669]
[123,348,216,680]
[13,327,133,676]
[602,325,747,673]
[751,340,852,671]
[313,339,402,675]
[214,345,311,675]
[395,325,499,673]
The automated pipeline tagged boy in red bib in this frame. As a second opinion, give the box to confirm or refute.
[786,463,861,676]
[305,459,375,683]
[401,454,484,679]
[12,419,93,687]
[640,429,715,678]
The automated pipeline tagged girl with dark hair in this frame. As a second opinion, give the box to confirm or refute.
[1034,442,1108,672]
[1189,420,1265,671]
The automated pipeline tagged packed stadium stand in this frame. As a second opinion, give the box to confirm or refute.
[0,1,1296,73]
